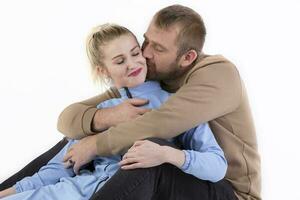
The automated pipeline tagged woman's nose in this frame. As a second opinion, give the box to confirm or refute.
[127,58,135,70]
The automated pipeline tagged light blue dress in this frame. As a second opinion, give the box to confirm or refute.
[4,81,227,200]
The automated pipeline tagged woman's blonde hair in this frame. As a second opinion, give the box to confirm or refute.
[86,23,133,86]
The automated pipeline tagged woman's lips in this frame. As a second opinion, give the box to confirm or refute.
[128,68,142,77]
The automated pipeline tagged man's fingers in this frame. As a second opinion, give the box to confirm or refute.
[133,140,146,147]
[119,158,139,166]
[122,152,137,160]
[128,98,149,106]
[127,147,136,153]
[121,162,143,170]
[137,108,151,115]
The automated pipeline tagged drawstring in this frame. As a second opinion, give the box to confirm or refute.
[124,87,133,99]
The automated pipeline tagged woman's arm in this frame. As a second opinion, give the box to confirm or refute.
[0,187,16,198]
[178,123,228,182]
[13,141,75,193]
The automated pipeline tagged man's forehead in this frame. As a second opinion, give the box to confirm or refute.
[144,22,179,45]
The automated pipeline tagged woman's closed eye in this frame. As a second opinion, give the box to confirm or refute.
[116,58,124,64]
[132,51,140,56]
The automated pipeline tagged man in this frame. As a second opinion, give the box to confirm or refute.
[1,4,261,200]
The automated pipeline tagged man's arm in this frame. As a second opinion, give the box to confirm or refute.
[57,88,150,139]
[95,61,242,156]
[57,88,119,139]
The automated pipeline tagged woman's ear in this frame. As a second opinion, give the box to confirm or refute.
[178,50,198,68]
[96,66,109,78]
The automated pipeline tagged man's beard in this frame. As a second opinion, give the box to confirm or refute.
[146,59,181,81]
[146,61,158,80]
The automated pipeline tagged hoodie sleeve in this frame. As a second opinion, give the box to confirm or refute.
[57,88,119,139]
[179,123,227,182]
[14,141,75,193]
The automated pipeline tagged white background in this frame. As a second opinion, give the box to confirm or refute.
[0,0,299,199]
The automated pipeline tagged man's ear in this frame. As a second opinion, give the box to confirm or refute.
[178,50,198,68]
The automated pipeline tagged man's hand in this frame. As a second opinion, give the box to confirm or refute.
[92,98,151,132]
[119,140,167,170]
[119,140,186,170]
[63,135,98,174]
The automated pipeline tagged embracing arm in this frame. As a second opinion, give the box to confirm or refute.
[57,88,120,139]
[95,61,242,156]
[57,88,150,139]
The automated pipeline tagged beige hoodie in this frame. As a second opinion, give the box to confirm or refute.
[57,55,261,200]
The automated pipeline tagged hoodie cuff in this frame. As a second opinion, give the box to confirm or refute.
[82,107,99,136]
[14,182,24,193]
[181,150,191,171]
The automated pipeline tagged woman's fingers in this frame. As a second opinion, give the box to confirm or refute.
[63,159,73,169]
[63,149,74,168]
[63,152,72,163]
[73,162,81,175]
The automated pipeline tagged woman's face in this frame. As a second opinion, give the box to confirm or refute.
[100,34,147,89]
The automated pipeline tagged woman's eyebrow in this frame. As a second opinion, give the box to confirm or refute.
[112,54,123,60]
[112,46,139,60]
[130,45,139,52]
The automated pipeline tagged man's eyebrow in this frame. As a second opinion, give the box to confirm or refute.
[143,34,167,50]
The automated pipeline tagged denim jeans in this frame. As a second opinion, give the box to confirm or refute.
[90,138,238,200]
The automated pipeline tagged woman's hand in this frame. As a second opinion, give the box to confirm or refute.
[63,135,98,174]
[0,187,16,198]
[119,140,185,170]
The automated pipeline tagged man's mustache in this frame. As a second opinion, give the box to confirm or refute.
[146,59,155,68]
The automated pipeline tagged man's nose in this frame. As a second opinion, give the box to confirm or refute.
[142,44,153,59]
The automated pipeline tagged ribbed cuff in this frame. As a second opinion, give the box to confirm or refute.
[181,150,191,171]
[14,183,23,193]
[82,107,98,136]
